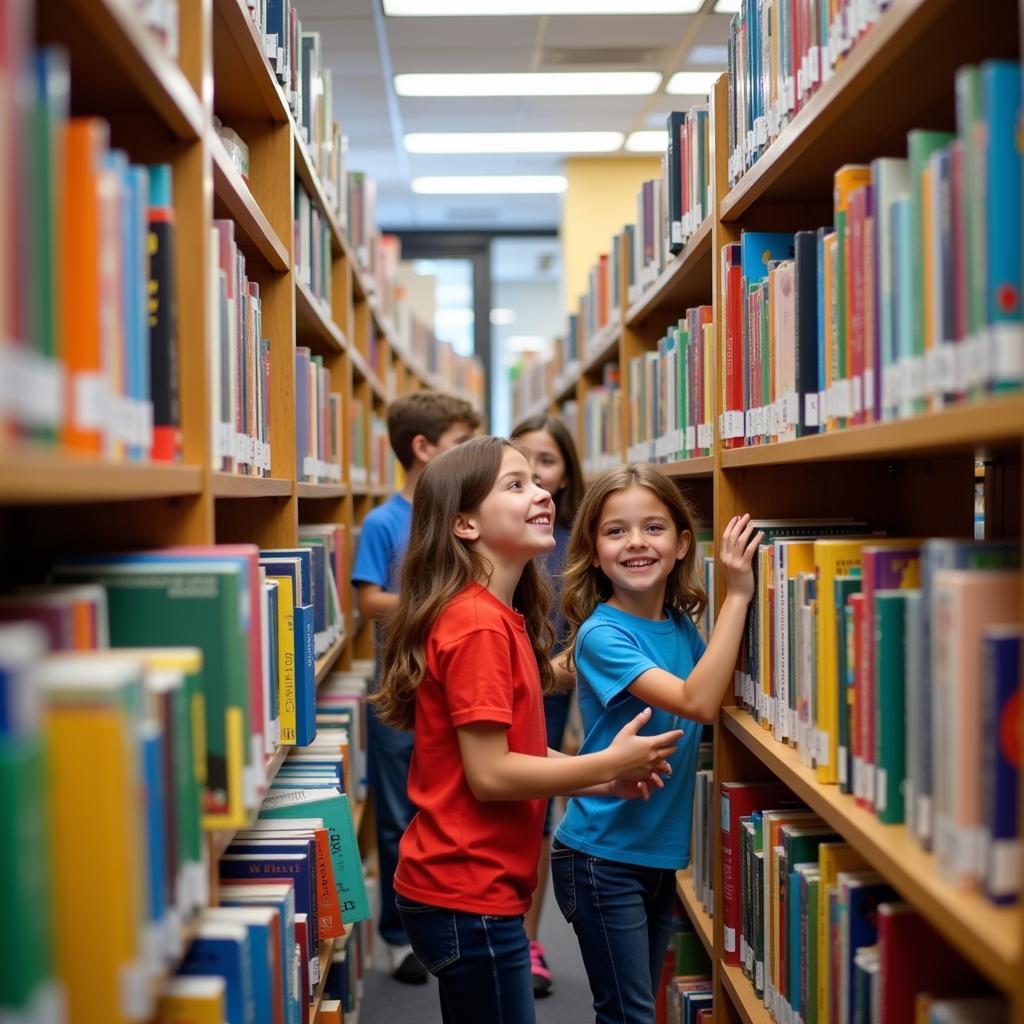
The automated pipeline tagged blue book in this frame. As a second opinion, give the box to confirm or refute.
[983,60,1023,390]
[204,908,278,1024]
[180,921,256,1024]
[683,990,713,1023]
[142,722,170,957]
[740,232,794,287]
[983,627,1023,904]
[261,550,314,607]
[296,539,327,648]
[219,883,300,1024]
[265,580,279,726]
[788,870,802,1017]
[839,872,896,1024]
[219,853,318,973]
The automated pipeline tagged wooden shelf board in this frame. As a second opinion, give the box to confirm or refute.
[625,220,714,327]
[0,451,203,504]
[41,0,204,140]
[661,457,715,479]
[719,960,771,1024]
[581,325,622,378]
[721,707,1021,992]
[212,140,289,272]
[370,485,391,498]
[309,937,336,1023]
[348,346,387,400]
[296,481,348,500]
[718,0,1018,220]
[295,279,347,354]
[212,473,293,498]
[553,371,580,405]
[315,634,347,684]
[212,0,289,123]
[721,396,1024,469]
[293,134,346,256]
[675,870,713,958]
[353,799,365,835]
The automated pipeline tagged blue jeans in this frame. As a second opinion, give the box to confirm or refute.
[396,896,535,1024]
[550,840,676,1024]
[366,703,416,946]
[542,691,572,835]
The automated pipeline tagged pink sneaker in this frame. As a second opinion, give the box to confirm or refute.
[530,940,553,997]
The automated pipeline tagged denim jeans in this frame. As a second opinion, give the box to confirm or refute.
[550,840,676,1024]
[396,896,535,1024]
[366,703,416,946]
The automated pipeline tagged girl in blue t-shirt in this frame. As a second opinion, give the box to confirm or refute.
[552,463,761,1024]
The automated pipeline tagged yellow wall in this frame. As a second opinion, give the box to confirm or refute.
[561,155,663,314]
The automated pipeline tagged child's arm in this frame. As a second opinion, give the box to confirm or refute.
[456,707,682,802]
[628,513,762,725]
[547,747,667,801]
[355,583,400,620]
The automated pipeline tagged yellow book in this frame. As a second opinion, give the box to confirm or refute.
[814,539,866,781]
[817,842,867,1024]
[157,976,226,1024]
[42,657,147,1024]
[269,575,298,745]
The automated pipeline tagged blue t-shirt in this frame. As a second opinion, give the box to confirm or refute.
[555,601,707,870]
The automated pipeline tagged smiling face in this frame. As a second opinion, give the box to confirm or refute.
[593,485,691,603]
[514,428,567,503]
[459,447,556,563]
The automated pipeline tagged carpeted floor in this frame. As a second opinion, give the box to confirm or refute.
[359,860,596,1024]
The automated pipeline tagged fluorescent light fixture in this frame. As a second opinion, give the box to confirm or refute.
[394,72,662,97]
[411,175,567,194]
[385,0,702,14]
[506,335,547,353]
[665,71,721,95]
[713,0,741,12]
[625,130,669,153]
[404,131,624,154]
[490,308,517,326]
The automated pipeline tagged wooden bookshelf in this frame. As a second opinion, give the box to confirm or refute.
[625,219,714,327]
[675,870,713,958]
[315,633,348,685]
[581,323,622,377]
[212,473,294,498]
[722,708,1020,991]
[719,961,772,1024]
[297,482,349,500]
[661,457,715,479]
[309,937,337,1023]
[296,278,348,354]
[212,0,289,123]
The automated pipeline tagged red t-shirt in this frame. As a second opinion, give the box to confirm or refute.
[393,582,548,916]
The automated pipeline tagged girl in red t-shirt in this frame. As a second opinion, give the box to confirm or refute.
[372,435,683,1024]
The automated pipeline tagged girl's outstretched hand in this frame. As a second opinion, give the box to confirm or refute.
[608,707,683,781]
[608,767,669,802]
[720,513,763,604]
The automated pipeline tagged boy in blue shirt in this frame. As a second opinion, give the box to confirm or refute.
[352,390,480,984]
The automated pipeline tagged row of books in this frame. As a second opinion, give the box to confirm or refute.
[716,782,1006,1024]
[656,914,713,1024]
[726,0,893,188]
[0,44,182,462]
[296,348,343,485]
[736,526,1021,906]
[627,307,715,464]
[397,316,486,400]
[720,61,1022,448]
[211,219,272,476]
[580,364,623,477]
[368,412,396,492]
[296,183,333,312]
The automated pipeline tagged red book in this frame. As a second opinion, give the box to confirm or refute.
[654,946,675,1024]
[877,903,978,1024]
[720,782,800,965]
[295,914,311,1003]
[848,185,867,426]
[723,243,744,448]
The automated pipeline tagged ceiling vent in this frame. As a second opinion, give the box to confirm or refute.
[542,46,664,67]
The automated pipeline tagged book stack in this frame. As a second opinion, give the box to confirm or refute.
[348,398,368,487]
[626,307,715,465]
[726,0,894,188]
[347,171,378,274]
[295,183,333,311]
[719,61,1022,450]
[318,669,370,804]
[722,782,1004,1023]
[581,250,617,353]
[0,47,182,463]
[211,219,273,477]
[295,347,342,485]
[661,916,712,1024]
[510,353,550,423]
[735,526,1022,906]
[690,729,715,919]
[581,363,622,477]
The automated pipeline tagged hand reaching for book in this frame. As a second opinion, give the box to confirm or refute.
[720,513,763,604]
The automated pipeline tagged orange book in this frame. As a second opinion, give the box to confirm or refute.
[316,1001,343,1024]
[61,119,108,452]
[312,826,345,939]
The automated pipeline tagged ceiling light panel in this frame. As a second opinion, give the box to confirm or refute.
[665,71,721,95]
[394,72,662,96]
[404,131,624,153]
[411,175,568,194]
[712,0,741,11]
[625,130,669,152]
[385,0,702,14]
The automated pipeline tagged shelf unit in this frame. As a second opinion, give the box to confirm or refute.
[0,1,483,1020]
[517,3,1024,1019]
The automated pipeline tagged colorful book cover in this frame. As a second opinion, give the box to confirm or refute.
[874,590,912,824]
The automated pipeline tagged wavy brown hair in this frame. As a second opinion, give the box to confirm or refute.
[561,463,707,671]
[510,414,585,531]
[370,435,555,730]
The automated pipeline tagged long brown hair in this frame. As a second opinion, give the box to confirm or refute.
[560,463,707,671]
[370,435,555,730]
[510,414,585,531]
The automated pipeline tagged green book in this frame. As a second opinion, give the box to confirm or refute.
[753,846,766,999]
[259,788,370,923]
[874,590,910,823]
[835,574,863,796]
[674,923,710,976]
[54,560,250,828]
[796,865,820,1024]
